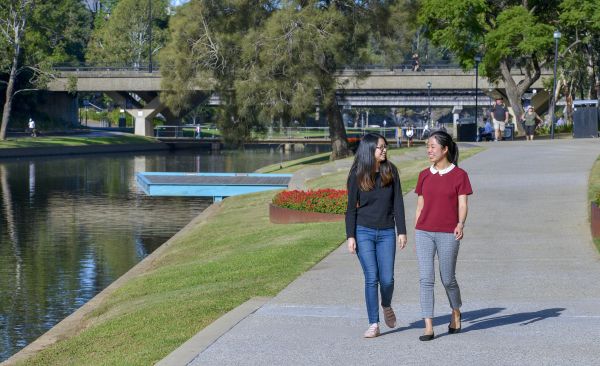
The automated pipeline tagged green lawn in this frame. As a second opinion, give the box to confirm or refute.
[0,135,157,149]
[255,152,332,173]
[19,146,484,366]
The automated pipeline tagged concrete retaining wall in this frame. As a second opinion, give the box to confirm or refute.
[0,143,170,159]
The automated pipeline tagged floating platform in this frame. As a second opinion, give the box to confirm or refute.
[136,172,292,201]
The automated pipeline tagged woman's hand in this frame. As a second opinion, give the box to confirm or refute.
[397,234,407,249]
[347,237,357,254]
[454,223,464,240]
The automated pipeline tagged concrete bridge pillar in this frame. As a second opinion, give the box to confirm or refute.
[452,105,462,139]
[126,96,165,137]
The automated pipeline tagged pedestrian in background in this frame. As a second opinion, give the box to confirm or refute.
[346,133,408,338]
[406,125,414,147]
[28,118,36,137]
[521,106,543,141]
[414,130,472,341]
[491,98,509,141]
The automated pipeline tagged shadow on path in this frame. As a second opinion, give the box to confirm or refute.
[381,307,565,337]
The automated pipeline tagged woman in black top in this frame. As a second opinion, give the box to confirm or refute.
[346,133,408,338]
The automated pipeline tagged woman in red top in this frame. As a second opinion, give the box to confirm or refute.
[414,130,472,341]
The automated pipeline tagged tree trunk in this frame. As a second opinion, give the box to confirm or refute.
[585,42,598,100]
[0,1,29,140]
[0,44,22,141]
[326,99,351,161]
[499,60,524,134]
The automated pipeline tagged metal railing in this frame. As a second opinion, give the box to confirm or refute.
[153,125,438,141]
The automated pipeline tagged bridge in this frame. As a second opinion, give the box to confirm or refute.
[46,66,553,136]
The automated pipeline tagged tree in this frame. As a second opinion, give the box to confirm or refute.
[162,0,408,159]
[0,0,91,140]
[559,0,600,104]
[86,0,169,67]
[159,0,277,146]
[0,0,34,140]
[419,0,555,132]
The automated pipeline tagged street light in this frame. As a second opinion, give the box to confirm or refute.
[426,81,432,127]
[551,30,561,139]
[148,0,153,73]
[474,55,482,127]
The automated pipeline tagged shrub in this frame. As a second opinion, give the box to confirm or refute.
[272,189,347,214]
[596,191,600,205]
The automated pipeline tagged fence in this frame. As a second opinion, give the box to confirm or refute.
[154,125,435,141]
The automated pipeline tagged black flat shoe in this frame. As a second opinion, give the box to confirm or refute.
[419,333,435,341]
[448,313,461,334]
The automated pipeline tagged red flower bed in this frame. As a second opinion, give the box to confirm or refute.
[272,189,347,214]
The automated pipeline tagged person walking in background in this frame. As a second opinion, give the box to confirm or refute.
[395,126,402,148]
[412,53,421,71]
[346,133,408,338]
[28,118,36,137]
[406,125,415,147]
[491,98,509,141]
[414,130,472,341]
[521,106,543,141]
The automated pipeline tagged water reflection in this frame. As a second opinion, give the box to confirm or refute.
[0,146,324,361]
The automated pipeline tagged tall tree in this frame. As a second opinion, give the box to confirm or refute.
[0,0,35,140]
[0,0,92,140]
[419,0,556,132]
[560,0,600,104]
[86,0,168,67]
[159,0,277,146]
[162,0,407,158]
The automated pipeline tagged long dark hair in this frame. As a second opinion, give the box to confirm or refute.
[429,130,459,165]
[348,133,396,191]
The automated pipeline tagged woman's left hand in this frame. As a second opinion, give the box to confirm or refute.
[397,234,407,249]
[454,223,464,240]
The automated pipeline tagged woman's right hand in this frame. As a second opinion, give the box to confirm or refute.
[347,237,357,254]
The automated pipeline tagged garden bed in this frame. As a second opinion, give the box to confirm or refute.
[269,189,346,224]
[591,201,600,238]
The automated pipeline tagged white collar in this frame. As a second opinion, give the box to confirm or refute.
[430,163,455,176]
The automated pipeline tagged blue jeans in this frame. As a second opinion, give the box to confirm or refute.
[356,225,396,324]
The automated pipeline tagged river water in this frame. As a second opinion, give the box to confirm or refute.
[0,146,326,361]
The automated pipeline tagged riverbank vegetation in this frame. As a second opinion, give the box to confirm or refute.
[17,146,484,365]
[0,135,156,149]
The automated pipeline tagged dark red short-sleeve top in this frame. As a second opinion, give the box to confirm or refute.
[415,165,473,233]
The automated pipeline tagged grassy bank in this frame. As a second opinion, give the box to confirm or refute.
[589,155,600,253]
[0,135,156,149]
[18,146,483,365]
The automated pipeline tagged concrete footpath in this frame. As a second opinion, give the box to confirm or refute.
[166,139,600,365]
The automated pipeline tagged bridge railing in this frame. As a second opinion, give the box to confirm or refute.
[52,63,160,72]
[52,62,461,73]
[154,125,436,141]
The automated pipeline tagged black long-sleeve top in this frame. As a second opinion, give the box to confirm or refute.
[345,167,407,238]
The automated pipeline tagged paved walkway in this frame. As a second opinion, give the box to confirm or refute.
[177,139,600,365]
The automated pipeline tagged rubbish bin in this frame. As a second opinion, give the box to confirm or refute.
[573,107,599,138]
[118,116,126,128]
[457,122,477,142]
[503,124,514,141]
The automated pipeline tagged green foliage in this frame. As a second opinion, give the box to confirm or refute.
[25,0,91,65]
[483,6,553,81]
[86,0,169,66]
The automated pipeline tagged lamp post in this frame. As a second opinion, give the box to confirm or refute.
[474,55,482,126]
[426,81,432,127]
[551,30,561,139]
[148,0,153,73]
